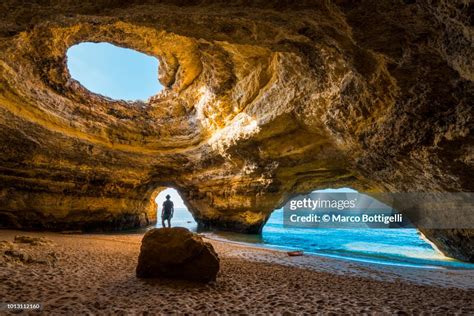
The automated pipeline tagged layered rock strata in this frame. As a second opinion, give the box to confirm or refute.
[0,1,472,261]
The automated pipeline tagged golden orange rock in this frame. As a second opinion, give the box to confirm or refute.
[0,1,472,261]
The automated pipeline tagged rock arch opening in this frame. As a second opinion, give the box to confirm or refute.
[242,188,466,268]
[66,42,163,101]
[0,2,471,264]
[154,188,197,231]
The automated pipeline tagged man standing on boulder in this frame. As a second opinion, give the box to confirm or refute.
[161,194,174,228]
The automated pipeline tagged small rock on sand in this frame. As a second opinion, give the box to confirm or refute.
[0,237,57,265]
[14,235,52,245]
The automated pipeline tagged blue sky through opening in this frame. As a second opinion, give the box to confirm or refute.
[67,42,163,101]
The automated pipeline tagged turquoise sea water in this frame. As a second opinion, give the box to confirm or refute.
[166,207,474,270]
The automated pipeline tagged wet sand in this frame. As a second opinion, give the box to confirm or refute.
[1,229,473,314]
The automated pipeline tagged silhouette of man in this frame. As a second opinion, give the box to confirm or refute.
[161,194,174,228]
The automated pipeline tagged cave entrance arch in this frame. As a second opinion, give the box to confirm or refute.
[256,188,456,267]
[154,188,197,231]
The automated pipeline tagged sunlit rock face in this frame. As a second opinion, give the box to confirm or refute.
[0,1,472,261]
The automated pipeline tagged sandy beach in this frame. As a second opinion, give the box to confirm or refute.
[1,229,473,314]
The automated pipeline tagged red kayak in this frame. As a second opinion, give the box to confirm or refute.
[287,250,304,256]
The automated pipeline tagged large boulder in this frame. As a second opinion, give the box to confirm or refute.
[136,227,219,282]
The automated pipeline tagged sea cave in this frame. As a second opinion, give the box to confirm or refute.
[0,1,473,313]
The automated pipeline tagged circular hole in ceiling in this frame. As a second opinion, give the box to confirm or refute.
[66,42,163,101]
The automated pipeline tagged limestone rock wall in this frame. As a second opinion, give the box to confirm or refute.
[0,1,472,261]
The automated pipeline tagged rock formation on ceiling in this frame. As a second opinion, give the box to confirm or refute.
[0,1,472,261]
